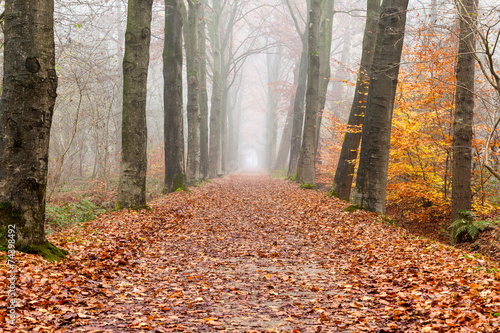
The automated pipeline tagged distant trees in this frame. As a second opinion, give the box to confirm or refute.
[117,0,154,209]
[0,0,67,260]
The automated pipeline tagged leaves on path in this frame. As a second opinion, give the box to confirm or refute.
[1,174,500,332]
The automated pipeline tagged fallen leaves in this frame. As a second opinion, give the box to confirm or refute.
[1,175,500,332]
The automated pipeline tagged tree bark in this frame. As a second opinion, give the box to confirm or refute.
[451,0,477,221]
[117,0,153,209]
[185,0,201,185]
[208,0,223,178]
[199,5,209,180]
[267,47,281,170]
[333,0,381,200]
[315,0,336,162]
[353,0,409,213]
[274,59,300,171]
[287,0,310,178]
[295,0,321,186]
[164,0,187,193]
[0,0,67,261]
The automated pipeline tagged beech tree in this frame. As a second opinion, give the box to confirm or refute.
[164,0,187,192]
[199,4,210,180]
[353,0,409,213]
[116,0,154,209]
[295,0,321,186]
[332,0,381,200]
[451,0,478,221]
[286,0,309,178]
[208,0,224,178]
[185,0,201,185]
[314,0,335,161]
[0,0,67,260]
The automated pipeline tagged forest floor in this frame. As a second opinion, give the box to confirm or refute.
[2,174,500,332]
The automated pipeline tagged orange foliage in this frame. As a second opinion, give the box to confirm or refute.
[388,30,499,221]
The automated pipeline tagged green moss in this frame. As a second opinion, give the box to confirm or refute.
[18,242,68,262]
[343,204,364,212]
[172,173,188,192]
[300,183,317,190]
[0,202,20,250]
[327,185,337,197]
[0,201,21,220]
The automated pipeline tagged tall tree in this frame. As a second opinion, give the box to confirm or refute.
[0,0,67,260]
[314,0,335,161]
[117,0,154,209]
[164,0,187,192]
[451,0,478,221]
[185,0,201,185]
[353,0,409,213]
[333,0,381,200]
[208,0,223,178]
[287,0,310,178]
[266,46,282,170]
[274,60,300,171]
[199,4,210,180]
[295,0,321,186]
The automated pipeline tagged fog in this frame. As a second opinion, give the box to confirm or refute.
[10,0,490,199]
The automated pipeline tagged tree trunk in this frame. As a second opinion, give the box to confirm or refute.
[295,0,321,186]
[208,0,223,178]
[267,47,281,170]
[288,40,308,178]
[353,0,409,213]
[186,0,201,185]
[274,60,300,171]
[333,0,381,200]
[314,0,336,162]
[164,0,187,193]
[117,0,153,209]
[286,0,310,178]
[221,84,228,175]
[0,0,67,261]
[199,5,209,180]
[451,0,477,221]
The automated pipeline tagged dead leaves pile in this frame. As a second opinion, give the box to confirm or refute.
[1,174,500,332]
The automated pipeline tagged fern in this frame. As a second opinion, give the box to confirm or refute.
[449,210,491,244]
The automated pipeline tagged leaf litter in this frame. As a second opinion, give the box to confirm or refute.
[1,174,500,332]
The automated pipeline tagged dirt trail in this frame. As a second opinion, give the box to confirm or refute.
[2,175,500,332]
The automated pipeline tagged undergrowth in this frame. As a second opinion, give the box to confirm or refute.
[46,199,106,234]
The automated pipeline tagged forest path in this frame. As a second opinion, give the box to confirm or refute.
[4,174,500,332]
